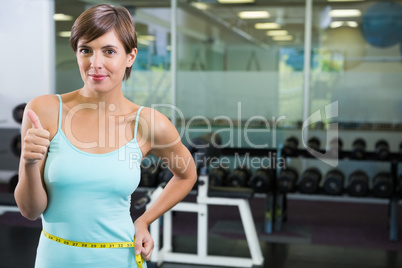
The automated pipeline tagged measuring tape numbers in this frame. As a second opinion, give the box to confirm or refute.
[42,229,144,268]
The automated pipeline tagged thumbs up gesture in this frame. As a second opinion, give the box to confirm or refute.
[22,110,51,165]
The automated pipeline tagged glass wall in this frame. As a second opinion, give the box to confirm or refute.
[54,0,402,152]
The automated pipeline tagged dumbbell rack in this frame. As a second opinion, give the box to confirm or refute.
[275,147,400,241]
[220,147,278,234]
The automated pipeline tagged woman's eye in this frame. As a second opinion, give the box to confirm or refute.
[79,48,90,54]
[105,50,115,55]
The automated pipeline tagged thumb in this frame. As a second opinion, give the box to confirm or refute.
[27,110,43,130]
[134,235,142,255]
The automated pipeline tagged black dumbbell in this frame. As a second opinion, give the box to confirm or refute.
[347,170,369,197]
[10,134,21,157]
[12,103,26,124]
[158,166,173,185]
[298,168,322,194]
[282,136,298,157]
[140,164,160,187]
[249,168,273,193]
[398,174,402,196]
[323,169,344,195]
[375,140,390,160]
[226,167,252,187]
[307,137,320,152]
[328,137,343,158]
[209,166,229,187]
[8,174,19,193]
[351,138,366,160]
[372,172,393,198]
[277,167,298,193]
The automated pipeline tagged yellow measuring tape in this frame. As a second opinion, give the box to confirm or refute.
[42,230,143,268]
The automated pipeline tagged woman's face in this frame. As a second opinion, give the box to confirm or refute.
[76,29,136,93]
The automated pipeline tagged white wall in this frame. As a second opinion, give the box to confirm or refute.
[0,0,55,128]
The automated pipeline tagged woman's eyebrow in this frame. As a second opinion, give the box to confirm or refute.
[77,44,119,49]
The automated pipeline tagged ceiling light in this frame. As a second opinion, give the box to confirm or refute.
[328,0,364,2]
[58,31,71,38]
[191,3,209,10]
[329,9,361,17]
[330,21,358,28]
[218,0,255,4]
[266,30,288,36]
[238,11,270,19]
[138,35,156,41]
[273,35,293,41]
[255,23,280,29]
[53,13,74,21]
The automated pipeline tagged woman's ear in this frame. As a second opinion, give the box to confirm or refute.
[127,48,137,67]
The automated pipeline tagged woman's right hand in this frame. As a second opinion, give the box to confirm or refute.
[22,110,50,165]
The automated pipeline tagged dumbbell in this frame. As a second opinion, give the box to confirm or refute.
[249,168,273,193]
[307,137,320,152]
[277,167,298,193]
[10,134,21,157]
[209,166,229,187]
[328,137,343,158]
[8,174,18,193]
[226,167,252,187]
[158,166,173,185]
[372,172,393,198]
[351,138,366,160]
[375,140,390,160]
[282,136,298,157]
[12,103,26,124]
[323,169,344,195]
[346,170,369,197]
[398,174,402,196]
[140,164,160,187]
[298,168,322,194]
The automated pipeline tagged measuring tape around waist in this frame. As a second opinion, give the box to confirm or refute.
[42,229,143,268]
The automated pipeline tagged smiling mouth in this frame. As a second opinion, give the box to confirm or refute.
[89,74,108,81]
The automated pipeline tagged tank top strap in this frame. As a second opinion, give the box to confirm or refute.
[133,106,144,141]
[56,94,62,130]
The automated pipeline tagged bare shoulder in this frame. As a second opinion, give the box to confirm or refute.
[138,107,180,146]
[25,94,60,131]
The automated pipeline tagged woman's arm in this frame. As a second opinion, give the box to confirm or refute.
[14,99,50,221]
[134,108,197,259]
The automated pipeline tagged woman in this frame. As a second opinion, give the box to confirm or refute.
[14,4,197,268]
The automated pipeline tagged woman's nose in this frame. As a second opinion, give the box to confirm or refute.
[90,53,103,68]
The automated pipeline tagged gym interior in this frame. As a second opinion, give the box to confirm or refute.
[0,0,402,267]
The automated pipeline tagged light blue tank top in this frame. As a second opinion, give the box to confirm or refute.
[35,95,146,268]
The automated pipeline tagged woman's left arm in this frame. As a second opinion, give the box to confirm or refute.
[134,108,197,260]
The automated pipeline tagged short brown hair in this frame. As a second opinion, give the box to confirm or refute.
[70,4,137,80]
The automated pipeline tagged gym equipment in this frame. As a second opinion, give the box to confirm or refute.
[328,137,343,158]
[140,164,159,188]
[323,169,344,195]
[372,172,394,198]
[249,168,273,193]
[307,137,320,152]
[362,2,402,48]
[351,138,366,160]
[146,169,264,268]
[8,174,18,193]
[12,103,26,124]
[298,168,321,194]
[186,133,222,170]
[158,166,173,185]
[10,134,21,157]
[346,170,369,197]
[226,167,252,188]
[277,167,298,193]
[375,140,390,160]
[398,174,402,196]
[282,136,298,157]
[209,166,229,187]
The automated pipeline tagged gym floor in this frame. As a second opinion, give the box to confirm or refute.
[1,193,401,268]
